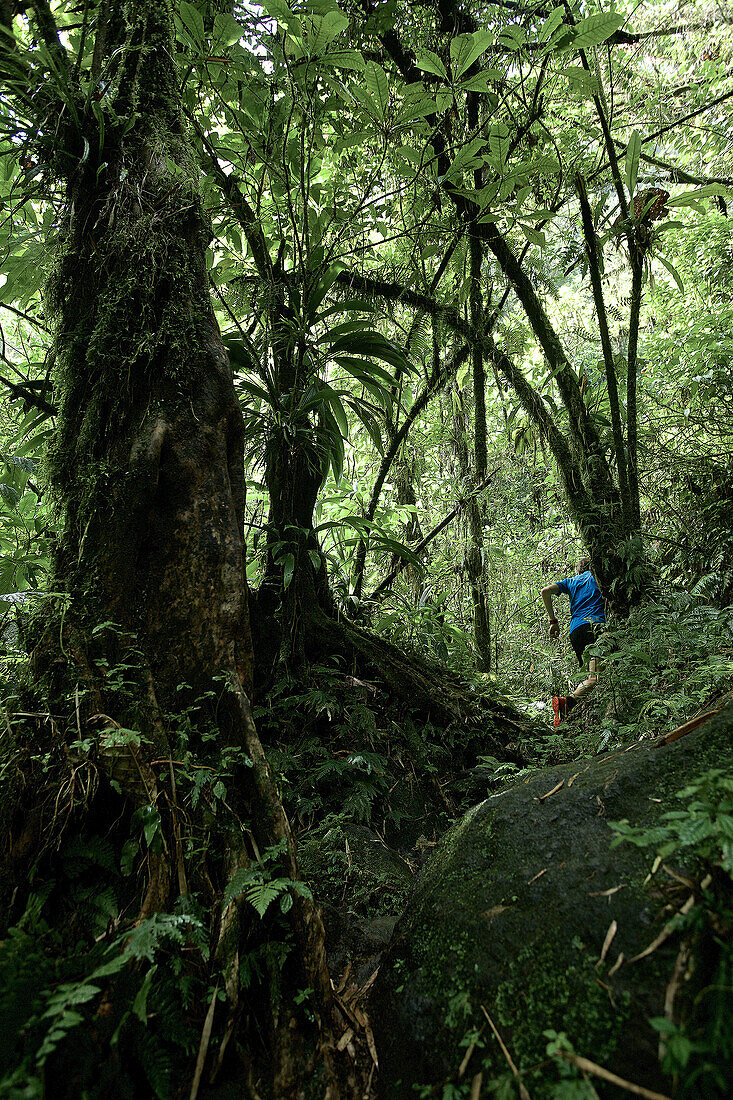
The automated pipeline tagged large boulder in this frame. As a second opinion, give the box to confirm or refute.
[371,705,733,1095]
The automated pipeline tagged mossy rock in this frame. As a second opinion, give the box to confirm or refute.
[371,704,733,1095]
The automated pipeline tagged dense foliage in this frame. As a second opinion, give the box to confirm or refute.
[0,0,732,1097]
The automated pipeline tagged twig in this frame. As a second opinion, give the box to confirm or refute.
[190,981,219,1100]
[481,1006,531,1100]
[555,1050,671,1100]
[537,780,564,802]
[628,875,712,964]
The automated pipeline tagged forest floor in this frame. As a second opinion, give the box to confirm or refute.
[287,597,733,1094]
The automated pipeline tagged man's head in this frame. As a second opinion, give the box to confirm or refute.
[577,556,591,575]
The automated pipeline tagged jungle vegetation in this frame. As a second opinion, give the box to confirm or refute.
[0,0,732,1096]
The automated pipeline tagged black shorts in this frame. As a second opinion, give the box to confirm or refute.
[569,622,606,667]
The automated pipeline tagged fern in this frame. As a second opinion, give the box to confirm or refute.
[223,868,312,916]
[135,1027,174,1100]
[123,913,206,963]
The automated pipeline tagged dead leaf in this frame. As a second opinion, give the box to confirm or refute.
[481,1006,531,1100]
[528,868,548,885]
[608,951,624,976]
[588,884,626,898]
[555,1050,671,1100]
[458,1039,477,1078]
[597,919,618,966]
[484,904,510,919]
[364,1019,379,1068]
[337,1028,354,1052]
[628,876,710,964]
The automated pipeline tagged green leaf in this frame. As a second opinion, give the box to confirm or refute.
[212,13,243,50]
[497,25,526,52]
[487,123,510,172]
[562,65,599,97]
[539,7,565,42]
[310,10,349,53]
[178,1,205,48]
[322,385,349,439]
[0,483,21,508]
[655,253,685,293]
[625,130,641,197]
[459,71,501,94]
[364,61,389,120]
[450,30,494,78]
[570,13,624,51]
[666,184,729,208]
[132,966,157,1023]
[282,553,295,589]
[414,49,448,80]
[321,48,365,72]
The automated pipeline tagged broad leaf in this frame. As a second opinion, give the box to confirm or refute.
[450,31,494,79]
[415,49,448,80]
[570,13,624,51]
[364,61,389,120]
[625,130,641,198]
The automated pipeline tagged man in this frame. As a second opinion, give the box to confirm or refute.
[541,557,607,728]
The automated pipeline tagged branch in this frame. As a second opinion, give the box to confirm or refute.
[642,87,733,147]
[352,341,470,600]
[479,222,607,482]
[575,172,630,521]
[0,373,56,415]
[191,117,274,283]
[368,465,501,603]
[485,336,596,527]
[29,0,70,72]
[0,303,50,332]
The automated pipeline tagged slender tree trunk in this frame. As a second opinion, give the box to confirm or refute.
[576,173,633,532]
[627,253,644,529]
[446,339,492,670]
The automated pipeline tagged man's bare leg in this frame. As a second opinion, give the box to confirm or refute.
[571,656,599,701]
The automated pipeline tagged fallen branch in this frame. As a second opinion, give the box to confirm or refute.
[555,1050,671,1100]
[658,707,721,745]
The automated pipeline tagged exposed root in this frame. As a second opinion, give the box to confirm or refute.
[307,606,531,750]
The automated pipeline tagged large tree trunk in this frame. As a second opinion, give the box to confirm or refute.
[2,5,344,1097]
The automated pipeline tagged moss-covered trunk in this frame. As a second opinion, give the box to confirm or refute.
[46,52,251,709]
[0,5,348,1097]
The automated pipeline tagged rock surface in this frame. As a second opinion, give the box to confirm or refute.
[371,705,733,1095]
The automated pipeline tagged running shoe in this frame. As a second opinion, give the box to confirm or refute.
[552,696,568,729]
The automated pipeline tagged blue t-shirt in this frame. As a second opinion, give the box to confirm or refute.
[556,571,606,635]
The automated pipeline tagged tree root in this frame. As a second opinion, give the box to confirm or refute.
[307,607,531,751]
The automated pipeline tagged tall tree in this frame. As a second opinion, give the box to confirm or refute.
[0,3,343,1095]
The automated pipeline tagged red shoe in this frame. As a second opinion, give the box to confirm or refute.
[552,696,568,729]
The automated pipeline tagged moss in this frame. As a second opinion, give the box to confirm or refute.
[373,711,733,1094]
[495,941,628,1073]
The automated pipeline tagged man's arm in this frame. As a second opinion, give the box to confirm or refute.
[541,583,562,637]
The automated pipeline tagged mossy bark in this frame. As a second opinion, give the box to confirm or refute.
[41,2,251,706]
[1,5,348,1097]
